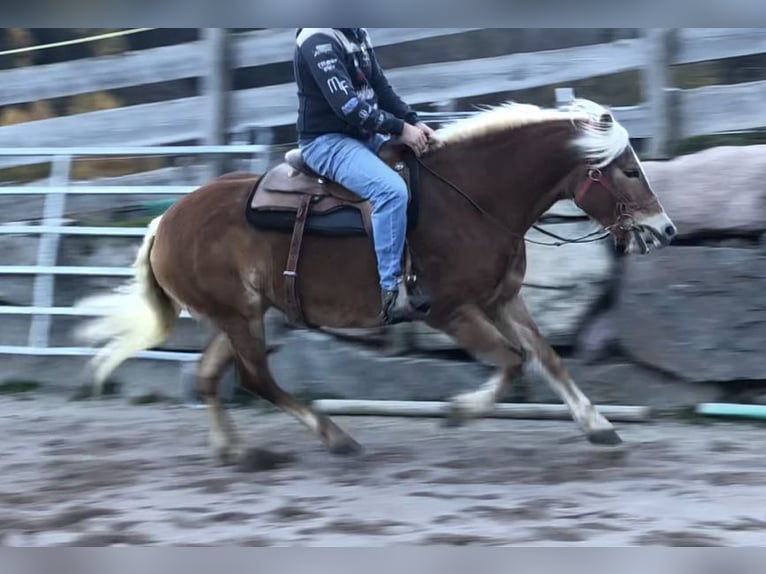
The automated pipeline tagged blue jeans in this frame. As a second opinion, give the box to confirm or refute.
[300,133,408,291]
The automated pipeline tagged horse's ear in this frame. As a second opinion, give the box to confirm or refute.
[599,112,613,125]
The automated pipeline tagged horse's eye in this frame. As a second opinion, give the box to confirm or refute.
[623,168,640,179]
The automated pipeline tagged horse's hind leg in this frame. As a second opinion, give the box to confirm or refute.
[497,296,621,445]
[196,332,243,464]
[223,310,362,456]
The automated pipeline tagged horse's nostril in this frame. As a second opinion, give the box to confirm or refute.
[664,224,677,238]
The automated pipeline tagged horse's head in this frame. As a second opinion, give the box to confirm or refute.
[565,102,676,254]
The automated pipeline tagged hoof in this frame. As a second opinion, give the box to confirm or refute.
[441,414,465,428]
[212,446,242,467]
[441,403,470,428]
[235,447,295,473]
[328,436,363,456]
[587,429,623,446]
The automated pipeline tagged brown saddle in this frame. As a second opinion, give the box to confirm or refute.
[246,141,419,328]
[250,142,414,227]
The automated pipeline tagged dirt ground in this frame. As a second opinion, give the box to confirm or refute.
[1,394,765,547]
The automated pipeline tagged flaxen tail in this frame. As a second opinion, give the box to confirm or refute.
[74,215,180,392]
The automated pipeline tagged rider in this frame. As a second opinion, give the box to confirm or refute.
[293,28,436,324]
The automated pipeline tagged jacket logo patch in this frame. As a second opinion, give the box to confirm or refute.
[317,57,338,72]
[313,43,333,57]
[327,76,350,95]
[342,97,359,115]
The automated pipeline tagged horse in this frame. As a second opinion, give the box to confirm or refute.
[74,98,676,465]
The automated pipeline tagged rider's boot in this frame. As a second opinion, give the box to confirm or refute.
[381,278,431,325]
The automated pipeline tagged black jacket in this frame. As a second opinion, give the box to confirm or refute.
[294,28,420,142]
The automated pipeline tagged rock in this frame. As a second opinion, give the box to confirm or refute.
[0,342,721,410]
[58,235,142,268]
[0,234,40,306]
[0,316,32,346]
[642,145,766,237]
[520,216,615,345]
[0,197,45,225]
[522,358,721,410]
[268,330,492,402]
[574,310,621,362]
[616,246,766,382]
[0,276,35,307]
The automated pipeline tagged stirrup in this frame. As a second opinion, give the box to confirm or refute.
[381,280,430,325]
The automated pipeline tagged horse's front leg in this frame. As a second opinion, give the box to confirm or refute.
[497,296,621,445]
[436,304,527,423]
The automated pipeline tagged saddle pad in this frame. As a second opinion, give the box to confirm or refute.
[245,180,369,237]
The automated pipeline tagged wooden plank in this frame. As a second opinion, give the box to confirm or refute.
[679,79,766,138]
[230,39,651,131]
[610,104,652,139]
[229,84,299,131]
[0,96,205,148]
[7,31,765,149]
[0,100,651,160]
[0,102,651,163]
[0,41,204,106]
[0,39,654,150]
[231,28,478,69]
[380,38,648,104]
[675,28,766,65]
[0,28,477,107]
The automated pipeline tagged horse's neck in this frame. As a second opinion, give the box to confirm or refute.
[438,123,578,234]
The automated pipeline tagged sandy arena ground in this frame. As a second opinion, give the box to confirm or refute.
[1,395,765,546]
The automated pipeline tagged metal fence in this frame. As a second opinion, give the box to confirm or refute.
[0,145,269,362]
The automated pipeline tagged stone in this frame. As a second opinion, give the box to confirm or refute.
[0,343,721,411]
[642,145,766,237]
[268,330,492,402]
[0,354,185,399]
[523,358,721,410]
[615,246,766,382]
[520,217,615,345]
[0,197,45,225]
[0,234,40,306]
[0,316,32,346]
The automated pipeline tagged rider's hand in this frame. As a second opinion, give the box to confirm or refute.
[415,121,437,142]
[400,122,429,156]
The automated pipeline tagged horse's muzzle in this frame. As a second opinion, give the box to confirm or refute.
[627,212,677,254]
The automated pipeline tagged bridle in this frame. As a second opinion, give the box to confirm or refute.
[415,158,636,247]
[573,166,639,236]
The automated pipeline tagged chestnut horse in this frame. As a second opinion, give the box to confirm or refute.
[75,99,676,464]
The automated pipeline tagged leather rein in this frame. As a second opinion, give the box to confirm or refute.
[415,158,637,247]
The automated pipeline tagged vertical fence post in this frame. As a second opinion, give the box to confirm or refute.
[642,28,678,159]
[555,87,575,107]
[249,126,275,174]
[28,154,72,348]
[201,28,230,178]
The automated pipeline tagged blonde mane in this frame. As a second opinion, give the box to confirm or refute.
[431,98,630,168]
